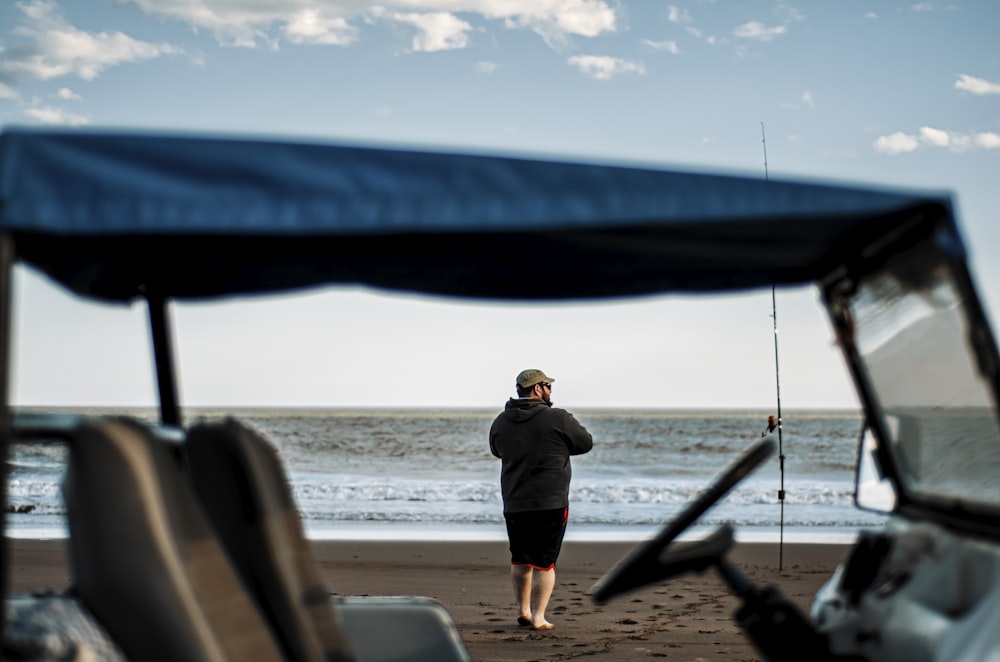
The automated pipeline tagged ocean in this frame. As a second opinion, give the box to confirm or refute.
[6,407,885,543]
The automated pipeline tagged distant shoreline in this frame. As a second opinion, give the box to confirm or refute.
[12,404,864,417]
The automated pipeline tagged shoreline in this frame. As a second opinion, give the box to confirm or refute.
[5,521,870,544]
[8,537,850,660]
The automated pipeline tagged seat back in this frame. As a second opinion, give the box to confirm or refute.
[186,418,353,662]
[63,417,285,662]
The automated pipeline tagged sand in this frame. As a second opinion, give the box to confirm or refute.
[6,537,849,661]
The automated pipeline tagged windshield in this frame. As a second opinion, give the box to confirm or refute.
[846,241,1000,509]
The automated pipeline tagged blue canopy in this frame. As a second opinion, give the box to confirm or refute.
[0,128,958,303]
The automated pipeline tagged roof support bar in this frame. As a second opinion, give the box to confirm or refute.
[0,233,14,633]
[147,295,181,428]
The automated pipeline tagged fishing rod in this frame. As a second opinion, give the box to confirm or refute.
[759,122,786,570]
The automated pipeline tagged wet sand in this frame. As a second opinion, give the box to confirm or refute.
[7,537,849,661]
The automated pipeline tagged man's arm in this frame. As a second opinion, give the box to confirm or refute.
[488,422,502,458]
[560,411,593,455]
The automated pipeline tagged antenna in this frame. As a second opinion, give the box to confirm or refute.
[760,122,786,570]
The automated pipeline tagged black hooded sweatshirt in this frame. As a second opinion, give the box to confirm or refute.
[489,397,593,513]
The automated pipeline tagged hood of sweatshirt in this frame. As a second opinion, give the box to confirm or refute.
[501,397,552,423]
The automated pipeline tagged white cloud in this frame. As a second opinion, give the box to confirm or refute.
[919,126,950,147]
[947,133,973,151]
[283,9,356,45]
[955,74,1000,95]
[975,132,1000,149]
[475,61,496,74]
[124,0,618,50]
[910,2,933,11]
[23,105,89,126]
[801,90,815,108]
[387,12,472,52]
[642,39,680,55]
[733,21,786,42]
[55,87,80,100]
[0,82,19,100]
[3,0,181,82]
[730,5,799,47]
[875,127,1000,154]
[567,55,645,80]
[667,6,691,23]
[919,126,976,152]
[873,132,919,155]
[522,0,616,38]
[865,12,879,19]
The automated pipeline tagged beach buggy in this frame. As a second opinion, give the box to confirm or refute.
[0,128,998,661]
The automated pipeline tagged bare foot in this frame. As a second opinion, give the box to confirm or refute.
[517,615,532,626]
[532,621,555,631]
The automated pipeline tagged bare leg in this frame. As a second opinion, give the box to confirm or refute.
[511,565,533,623]
[531,567,556,629]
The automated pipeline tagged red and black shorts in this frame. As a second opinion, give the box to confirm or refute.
[504,507,568,570]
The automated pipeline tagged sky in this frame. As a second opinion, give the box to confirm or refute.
[1,0,998,411]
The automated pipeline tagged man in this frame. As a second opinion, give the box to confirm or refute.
[489,369,593,631]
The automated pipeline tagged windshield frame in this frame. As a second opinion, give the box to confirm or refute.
[822,212,1000,538]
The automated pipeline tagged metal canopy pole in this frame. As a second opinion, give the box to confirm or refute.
[147,294,182,428]
[0,233,15,632]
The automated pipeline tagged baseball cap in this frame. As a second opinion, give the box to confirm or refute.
[516,369,555,389]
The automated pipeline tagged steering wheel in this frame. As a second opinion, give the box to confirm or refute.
[591,437,775,604]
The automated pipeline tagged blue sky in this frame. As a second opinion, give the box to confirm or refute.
[1,0,998,410]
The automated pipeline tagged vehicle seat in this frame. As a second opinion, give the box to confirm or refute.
[186,418,354,662]
[63,417,285,662]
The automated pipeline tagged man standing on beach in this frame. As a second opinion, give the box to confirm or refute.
[489,369,593,631]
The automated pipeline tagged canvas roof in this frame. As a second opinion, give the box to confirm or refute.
[0,128,958,303]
